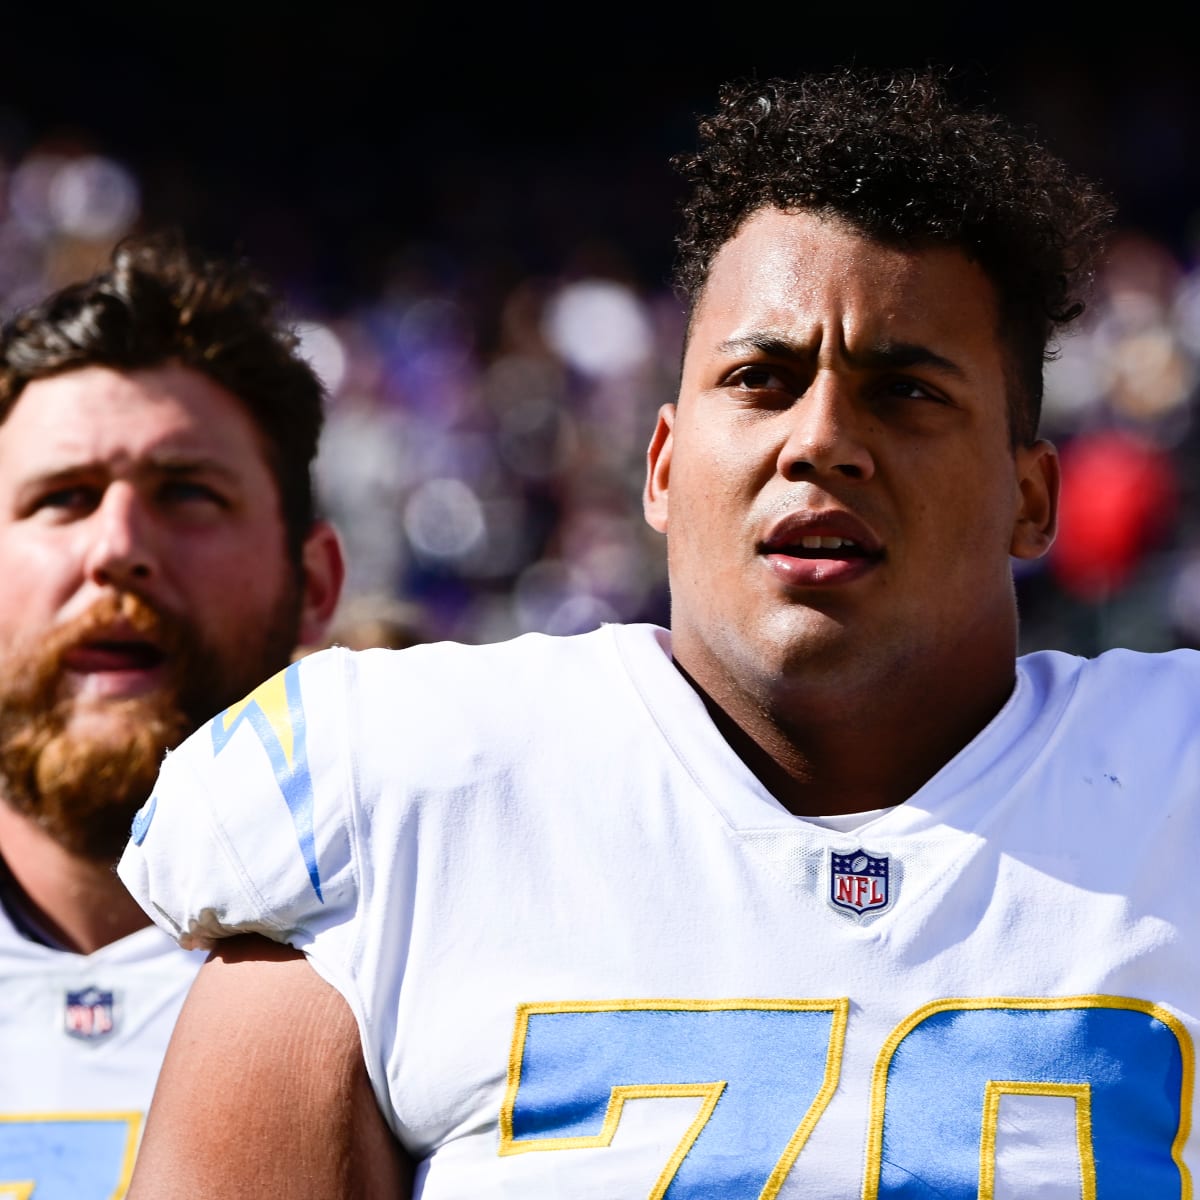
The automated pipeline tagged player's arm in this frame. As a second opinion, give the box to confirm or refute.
[127,933,413,1199]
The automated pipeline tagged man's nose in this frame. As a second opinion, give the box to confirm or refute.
[777,373,875,482]
[83,483,157,588]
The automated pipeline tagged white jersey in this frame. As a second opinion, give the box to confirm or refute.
[118,623,1200,1199]
[0,902,205,1199]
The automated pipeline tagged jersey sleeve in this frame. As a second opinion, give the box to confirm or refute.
[117,646,358,951]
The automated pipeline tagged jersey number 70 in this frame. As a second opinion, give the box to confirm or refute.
[499,996,1193,1198]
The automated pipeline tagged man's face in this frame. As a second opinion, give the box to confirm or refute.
[0,363,309,860]
[644,208,1057,722]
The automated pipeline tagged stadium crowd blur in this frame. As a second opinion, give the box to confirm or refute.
[1,106,1199,659]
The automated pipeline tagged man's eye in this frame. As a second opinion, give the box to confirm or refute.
[883,377,944,403]
[161,480,226,506]
[33,486,97,514]
[728,365,792,392]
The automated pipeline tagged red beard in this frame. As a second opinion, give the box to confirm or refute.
[0,587,299,863]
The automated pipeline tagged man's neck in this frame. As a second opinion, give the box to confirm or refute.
[677,653,1019,819]
[0,802,150,954]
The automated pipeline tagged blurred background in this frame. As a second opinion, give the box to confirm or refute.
[2,7,1198,655]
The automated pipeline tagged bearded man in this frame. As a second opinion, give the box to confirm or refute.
[0,234,343,1197]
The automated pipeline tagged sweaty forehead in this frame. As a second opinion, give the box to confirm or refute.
[0,364,269,479]
[688,207,1003,362]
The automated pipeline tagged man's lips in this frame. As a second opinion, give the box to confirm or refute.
[62,641,167,673]
[758,510,884,586]
[60,638,170,701]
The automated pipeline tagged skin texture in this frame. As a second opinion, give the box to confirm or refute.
[127,936,412,1198]
[0,361,344,951]
[644,208,1058,816]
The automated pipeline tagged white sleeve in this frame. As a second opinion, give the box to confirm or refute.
[117,646,359,951]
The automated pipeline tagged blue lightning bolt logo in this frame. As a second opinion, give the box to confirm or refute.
[211,661,323,902]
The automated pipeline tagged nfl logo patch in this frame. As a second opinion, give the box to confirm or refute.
[64,986,116,1041]
[830,848,891,917]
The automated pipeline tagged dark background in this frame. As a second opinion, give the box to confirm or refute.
[7,9,1196,300]
[2,9,1198,652]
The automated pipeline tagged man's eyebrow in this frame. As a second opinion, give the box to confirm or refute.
[713,333,968,379]
[150,454,242,481]
[849,341,967,378]
[17,454,242,489]
[714,334,810,359]
[16,463,93,487]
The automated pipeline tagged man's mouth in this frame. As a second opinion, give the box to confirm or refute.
[63,640,168,673]
[758,513,883,585]
[58,633,172,701]
[784,535,872,558]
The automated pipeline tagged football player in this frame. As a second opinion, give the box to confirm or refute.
[0,234,343,1197]
[122,70,1198,1198]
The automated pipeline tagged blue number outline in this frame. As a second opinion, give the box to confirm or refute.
[499,997,849,1199]
[979,1081,1094,1200]
[0,1110,141,1200]
[862,995,1195,1200]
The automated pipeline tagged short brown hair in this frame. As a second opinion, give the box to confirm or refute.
[0,232,325,562]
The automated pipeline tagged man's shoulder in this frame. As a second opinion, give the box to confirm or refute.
[325,621,667,704]
[1020,644,1200,685]
[1018,645,1199,735]
[345,621,662,667]
[279,623,672,786]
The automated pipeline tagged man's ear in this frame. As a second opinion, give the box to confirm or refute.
[296,520,346,648]
[1010,439,1060,561]
[643,403,676,535]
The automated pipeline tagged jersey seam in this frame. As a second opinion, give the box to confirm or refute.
[609,624,784,838]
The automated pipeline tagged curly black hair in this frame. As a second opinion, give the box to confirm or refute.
[672,68,1116,444]
[0,232,325,565]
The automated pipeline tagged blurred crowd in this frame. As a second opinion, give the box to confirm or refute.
[1,134,1198,658]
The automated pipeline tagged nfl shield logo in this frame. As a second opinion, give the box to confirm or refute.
[64,986,116,1041]
[830,848,891,916]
